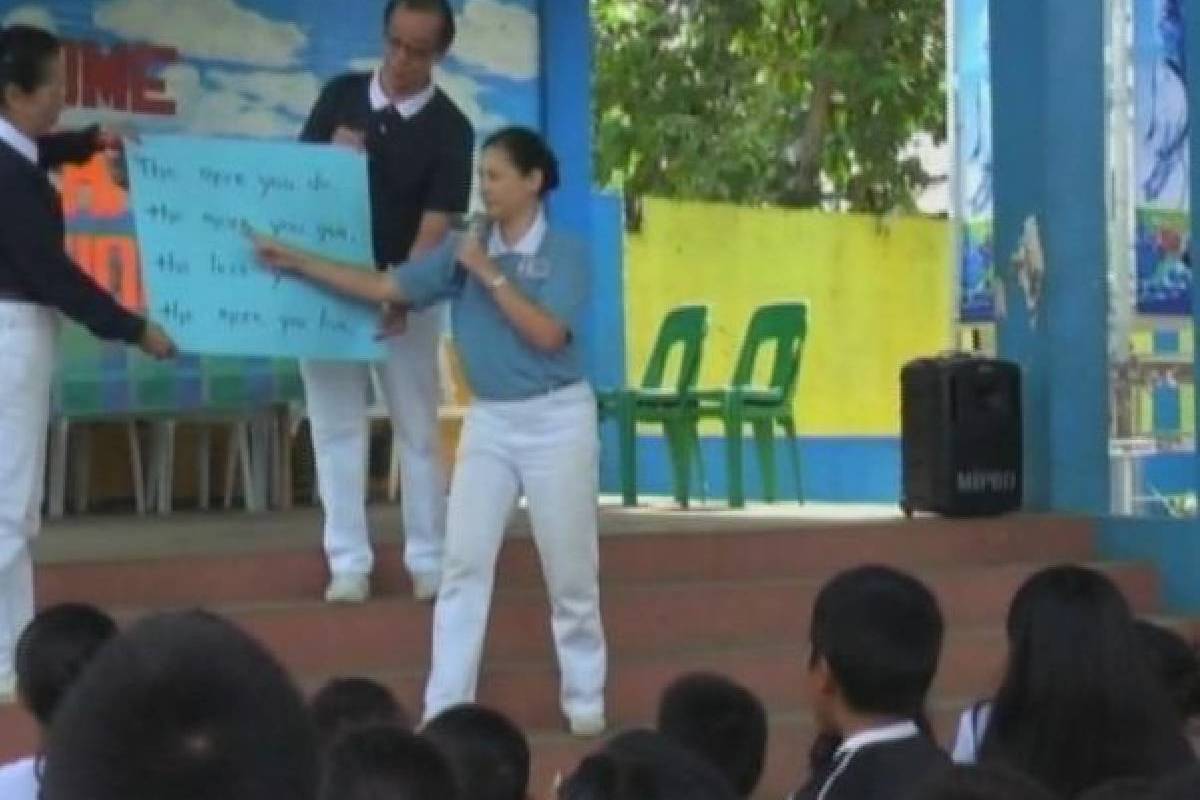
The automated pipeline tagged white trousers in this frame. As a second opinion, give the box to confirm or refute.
[0,303,56,681]
[423,381,607,721]
[301,304,447,579]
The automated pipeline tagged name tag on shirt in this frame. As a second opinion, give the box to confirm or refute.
[516,255,552,280]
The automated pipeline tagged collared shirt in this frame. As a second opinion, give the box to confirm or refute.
[301,71,473,264]
[0,116,37,165]
[0,756,38,800]
[369,71,436,119]
[392,225,589,401]
[487,208,548,258]
[818,721,921,800]
[951,701,992,764]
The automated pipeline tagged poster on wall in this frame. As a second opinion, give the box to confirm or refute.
[0,0,541,413]
[954,0,995,324]
[1134,0,1191,317]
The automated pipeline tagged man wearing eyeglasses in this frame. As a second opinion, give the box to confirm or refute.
[299,0,473,605]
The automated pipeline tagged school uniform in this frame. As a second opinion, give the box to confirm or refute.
[391,211,607,725]
[298,71,473,587]
[0,118,145,688]
[791,721,951,800]
[950,700,992,764]
[0,756,38,800]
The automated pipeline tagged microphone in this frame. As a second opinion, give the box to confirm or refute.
[453,211,489,237]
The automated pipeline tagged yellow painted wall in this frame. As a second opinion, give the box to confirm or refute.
[624,199,954,436]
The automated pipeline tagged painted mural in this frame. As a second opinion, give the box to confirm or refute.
[0,0,540,414]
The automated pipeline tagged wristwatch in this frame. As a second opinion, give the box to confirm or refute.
[488,273,509,290]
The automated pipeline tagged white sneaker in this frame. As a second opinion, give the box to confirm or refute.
[324,573,370,604]
[411,573,441,602]
[567,712,606,738]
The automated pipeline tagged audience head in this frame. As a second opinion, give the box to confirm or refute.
[980,565,1192,797]
[557,729,737,800]
[1135,620,1200,722]
[39,610,318,800]
[422,703,530,800]
[912,764,1060,800]
[807,565,944,732]
[15,603,117,728]
[320,723,458,800]
[656,672,767,797]
[311,676,409,751]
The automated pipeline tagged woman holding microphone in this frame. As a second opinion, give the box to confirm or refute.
[254,126,607,736]
[0,24,175,699]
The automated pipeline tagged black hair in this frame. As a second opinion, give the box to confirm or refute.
[383,0,456,53]
[422,703,530,800]
[911,764,1060,800]
[979,565,1194,798]
[558,729,738,800]
[808,565,944,719]
[14,603,117,727]
[656,673,767,797]
[483,126,561,197]
[0,24,61,107]
[311,677,410,752]
[320,723,459,800]
[39,610,318,800]
[1135,619,1200,720]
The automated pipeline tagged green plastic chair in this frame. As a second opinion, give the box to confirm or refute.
[692,301,808,508]
[597,304,709,507]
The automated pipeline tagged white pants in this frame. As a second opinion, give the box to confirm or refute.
[0,303,56,681]
[423,381,607,721]
[301,304,447,579]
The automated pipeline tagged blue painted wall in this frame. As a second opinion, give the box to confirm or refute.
[622,435,901,504]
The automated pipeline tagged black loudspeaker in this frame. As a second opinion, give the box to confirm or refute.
[900,355,1022,517]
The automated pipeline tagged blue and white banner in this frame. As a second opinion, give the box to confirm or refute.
[1134,0,1191,317]
[954,0,995,323]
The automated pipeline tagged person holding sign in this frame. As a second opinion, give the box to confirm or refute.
[254,127,608,737]
[299,0,474,605]
[0,25,175,699]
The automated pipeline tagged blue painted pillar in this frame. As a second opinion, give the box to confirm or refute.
[539,0,593,235]
[990,0,1109,513]
[539,1,627,490]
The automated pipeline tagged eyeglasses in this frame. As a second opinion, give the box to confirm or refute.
[385,35,438,64]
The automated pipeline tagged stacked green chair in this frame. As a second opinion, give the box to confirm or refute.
[597,304,709,507]
[693,301,808,508]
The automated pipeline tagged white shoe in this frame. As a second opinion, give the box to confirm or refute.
[568,712,606,738]
[411,573,440,602]
[325,573,370,604]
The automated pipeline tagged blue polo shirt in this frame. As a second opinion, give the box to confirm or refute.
[391,227,589,401]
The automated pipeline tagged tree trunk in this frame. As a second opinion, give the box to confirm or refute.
[790,73,835,207]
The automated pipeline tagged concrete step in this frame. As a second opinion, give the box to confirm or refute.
[204,560,1158,675]
[33,515,1095,609]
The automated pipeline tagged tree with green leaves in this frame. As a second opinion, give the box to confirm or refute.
[592,0,947,215]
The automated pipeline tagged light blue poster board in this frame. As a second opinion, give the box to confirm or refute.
[127,134,383,360]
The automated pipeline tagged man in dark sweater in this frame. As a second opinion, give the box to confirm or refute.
[792,566,951,800]
[298,0,473,604]
[0,24,174,700]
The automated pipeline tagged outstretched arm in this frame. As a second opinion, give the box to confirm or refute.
[252,234,401,305]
